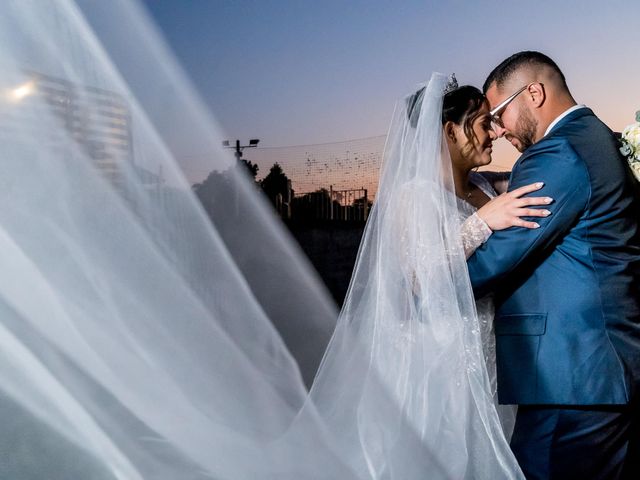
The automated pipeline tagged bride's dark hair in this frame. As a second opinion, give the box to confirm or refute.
[442,86,485,136]
[407,84,486,148]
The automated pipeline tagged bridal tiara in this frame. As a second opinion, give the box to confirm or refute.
[444,73,459,95]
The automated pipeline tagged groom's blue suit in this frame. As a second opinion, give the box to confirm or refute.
[468,107,640,478]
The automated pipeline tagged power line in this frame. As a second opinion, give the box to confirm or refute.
[182,134,516,198]
[253,134,387,150]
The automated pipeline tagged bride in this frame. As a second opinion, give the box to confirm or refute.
[305,73,551,479]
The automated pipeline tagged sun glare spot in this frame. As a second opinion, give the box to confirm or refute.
[7,80,36,102]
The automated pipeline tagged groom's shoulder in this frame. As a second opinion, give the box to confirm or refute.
[517,135,581,168]
[550,108,615,145]
[511,136,586,188]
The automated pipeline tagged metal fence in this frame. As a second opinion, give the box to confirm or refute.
[292,187,369,222]
[247,135,386,200]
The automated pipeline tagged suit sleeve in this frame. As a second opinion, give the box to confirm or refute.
[467,138,590,297]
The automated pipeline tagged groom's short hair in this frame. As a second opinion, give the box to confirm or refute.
[483,51,568,93]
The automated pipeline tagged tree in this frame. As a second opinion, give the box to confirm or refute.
[260,163,291,204]
[192,157,259,197]
[260,163,294,218]
[240,159,259,180]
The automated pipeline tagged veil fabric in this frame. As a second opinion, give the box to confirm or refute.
[0,1,521,478]
[0,0,345,478]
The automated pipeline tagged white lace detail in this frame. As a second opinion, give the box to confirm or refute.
[461,212,492,259]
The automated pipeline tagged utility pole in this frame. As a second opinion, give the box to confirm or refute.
[222,139,260,161]
[221,139,260,211]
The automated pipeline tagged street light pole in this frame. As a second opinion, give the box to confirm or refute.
[222,139,260,161]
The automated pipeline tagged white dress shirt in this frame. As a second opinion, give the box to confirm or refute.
[544,104,587,137]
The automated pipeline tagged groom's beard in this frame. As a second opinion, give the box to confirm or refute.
[513,108,538,152]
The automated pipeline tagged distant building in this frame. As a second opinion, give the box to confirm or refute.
[6,71,163,195]
[25,72,134,188]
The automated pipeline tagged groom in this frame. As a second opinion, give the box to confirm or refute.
[467,51,640,479]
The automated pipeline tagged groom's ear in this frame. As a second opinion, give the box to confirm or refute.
[528,83,546,109]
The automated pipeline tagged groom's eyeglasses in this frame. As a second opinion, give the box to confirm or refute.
[489,83,539,129]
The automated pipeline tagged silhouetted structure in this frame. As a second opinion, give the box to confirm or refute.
[292,187,369,222]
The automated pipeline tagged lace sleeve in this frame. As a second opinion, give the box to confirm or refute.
[461,212,492,259]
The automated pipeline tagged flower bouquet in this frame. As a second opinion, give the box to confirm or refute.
[620,111,640,181]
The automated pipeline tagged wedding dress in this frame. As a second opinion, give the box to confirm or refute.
[459,172,517,438]
[0,1,522,478]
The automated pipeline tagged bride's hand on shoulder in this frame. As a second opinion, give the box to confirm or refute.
[477,182,552,231]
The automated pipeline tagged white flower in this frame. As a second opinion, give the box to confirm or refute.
[619,113,640,182]
[629,158,640,182]
[621,122,640,155]
[620,142,633,157]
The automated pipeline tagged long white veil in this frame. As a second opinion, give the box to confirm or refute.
[0,1,521,478]
[0,0,344,478]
